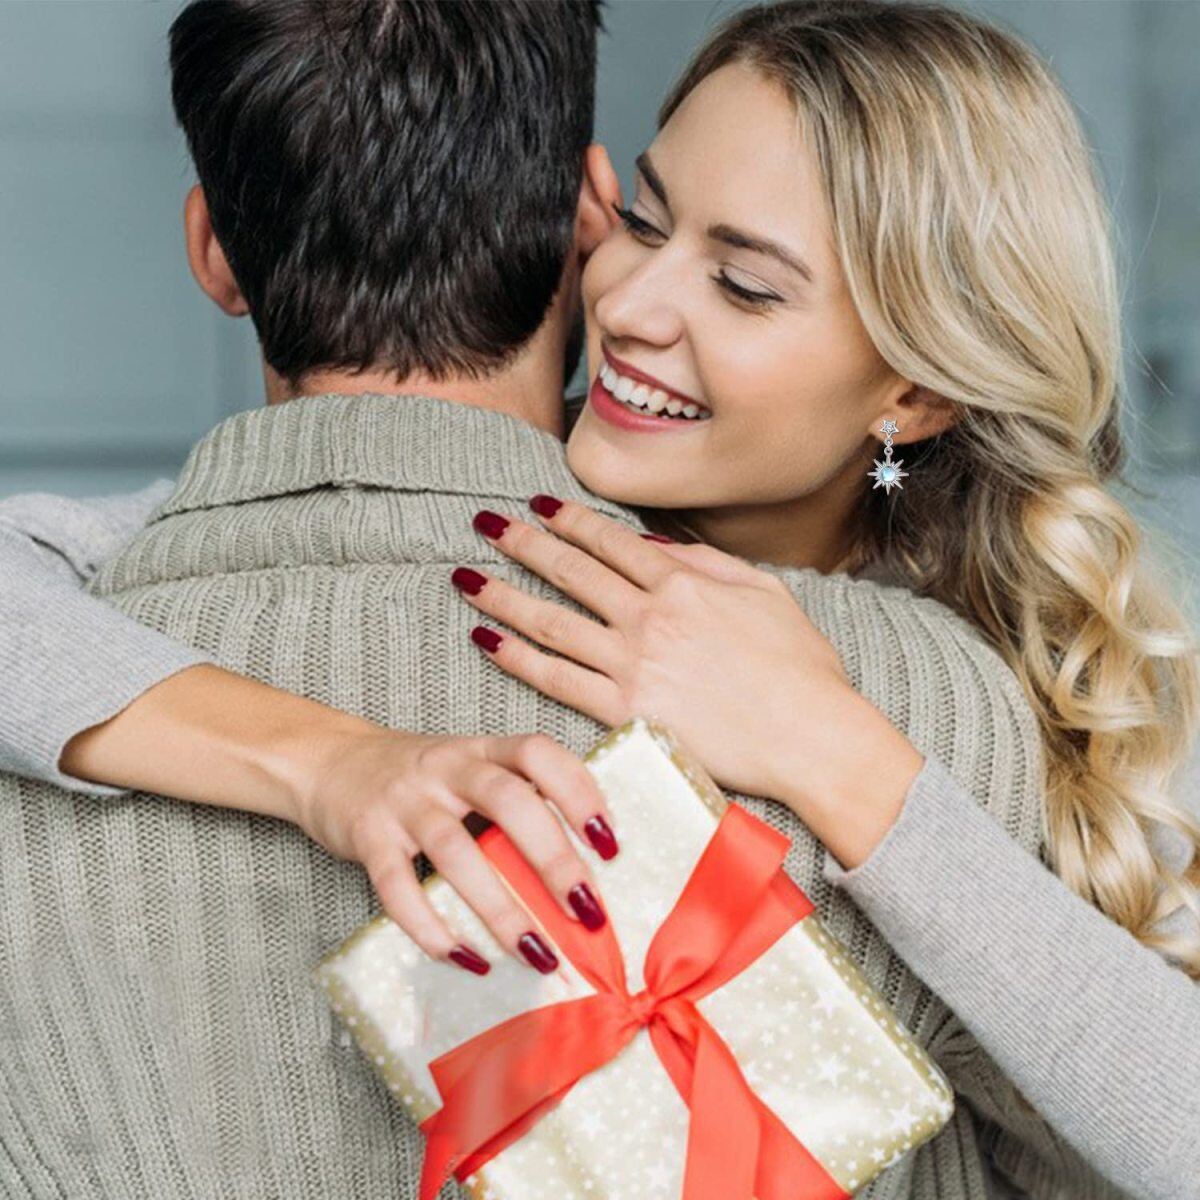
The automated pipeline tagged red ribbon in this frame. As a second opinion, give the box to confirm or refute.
[417,802,850,1200]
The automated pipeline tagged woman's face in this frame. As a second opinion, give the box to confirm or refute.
[568,61,906,534]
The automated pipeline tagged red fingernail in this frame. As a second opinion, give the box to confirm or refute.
[583,814,619,859]
[518,931,559,973]
[448,944,491,975]
[473,510,510,539]
[567,882,606,930]
[451,567,487,596]
[470,625,503,652]
[529,494,563,518]
[640,533,675,543]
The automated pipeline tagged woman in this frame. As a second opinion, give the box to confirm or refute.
[3,2,1198,1196]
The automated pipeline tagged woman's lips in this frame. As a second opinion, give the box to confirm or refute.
[602,348,703,410]
[587,372,707,434]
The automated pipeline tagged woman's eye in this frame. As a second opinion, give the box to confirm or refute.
[713,272,779,311]
[612,203,663,242]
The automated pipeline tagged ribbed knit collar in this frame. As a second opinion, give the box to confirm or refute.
[155,391,640,525]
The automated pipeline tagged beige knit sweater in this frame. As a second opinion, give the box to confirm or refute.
[0,393,1135,1198]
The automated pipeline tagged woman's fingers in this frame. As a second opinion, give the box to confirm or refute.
[525,495,679,593]
[463,753,611,932]
[644,537,791,591]
[349,733,620,977]
[485,733,620,864]
[449,566,621,674]
[354,805,489,969]
[472,506,646,624]
[357,798,563,976]
[469,624,629,727]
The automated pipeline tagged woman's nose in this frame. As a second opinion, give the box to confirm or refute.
[593,256,685,349]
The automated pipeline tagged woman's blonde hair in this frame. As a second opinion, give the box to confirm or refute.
[659,0,1200,975]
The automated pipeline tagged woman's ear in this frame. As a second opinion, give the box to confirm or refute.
[575,143,624,261]
[183,185,249,316]
[879,380,960,443]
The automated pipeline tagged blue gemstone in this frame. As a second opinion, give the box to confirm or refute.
[881,466,895,481]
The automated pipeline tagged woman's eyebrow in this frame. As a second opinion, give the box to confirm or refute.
[634,150,815,284]
[635,151,671,207]
[708,223,814,284]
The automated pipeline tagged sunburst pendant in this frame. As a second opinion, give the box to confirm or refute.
[867,456,908,494]
[868,418,908,494]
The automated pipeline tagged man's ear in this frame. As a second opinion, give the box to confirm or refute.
[574,143,623,261]
[183,185,249,316]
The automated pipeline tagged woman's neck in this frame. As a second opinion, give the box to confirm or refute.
[657,453,873,571]
[660,475,867,575]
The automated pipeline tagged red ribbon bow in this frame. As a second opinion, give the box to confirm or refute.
[417,802,850,1200]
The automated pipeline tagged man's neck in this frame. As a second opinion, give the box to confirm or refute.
[261,355,569,442]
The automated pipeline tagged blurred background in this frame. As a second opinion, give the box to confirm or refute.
[1,0,1198,605]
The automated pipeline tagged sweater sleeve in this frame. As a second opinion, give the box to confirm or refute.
[822,750,1200,1200]
[0,480,213,797]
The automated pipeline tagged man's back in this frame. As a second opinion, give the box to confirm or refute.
[0,394,1118,1199]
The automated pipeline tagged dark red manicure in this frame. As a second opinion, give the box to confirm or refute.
[518,931,559,973]
[567,882,606,930]
[640,533,675,544]
[473,510,510,539]
[448,944,491,975]
[471,626,503,652]
[583,814,619,859]
[529,494,563,519]
[451,567,487,596]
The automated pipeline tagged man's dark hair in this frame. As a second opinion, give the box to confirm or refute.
[169,0,605,386]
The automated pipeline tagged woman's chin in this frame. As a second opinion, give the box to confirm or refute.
[565,425,674,509]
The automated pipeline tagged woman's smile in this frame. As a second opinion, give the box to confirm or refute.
[588,345,713,432]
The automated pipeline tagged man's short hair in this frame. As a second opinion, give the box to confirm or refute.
[169,0,605,386]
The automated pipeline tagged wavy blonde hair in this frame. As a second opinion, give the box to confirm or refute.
[658,0,1200,976]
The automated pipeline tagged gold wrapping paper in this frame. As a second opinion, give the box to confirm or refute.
[314,717,955,1197]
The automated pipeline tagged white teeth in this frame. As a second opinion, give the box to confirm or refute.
[599,361,711,420]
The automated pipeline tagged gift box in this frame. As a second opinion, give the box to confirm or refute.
[314,717,954,1199]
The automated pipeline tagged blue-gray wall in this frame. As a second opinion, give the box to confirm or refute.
[2,0,1198,591]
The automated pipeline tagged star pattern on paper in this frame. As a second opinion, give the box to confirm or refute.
[816,1054,849,1086]
[813,985,841,1019]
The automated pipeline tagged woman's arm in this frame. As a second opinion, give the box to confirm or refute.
[801,728,1200,1200]
[0,480,211,794]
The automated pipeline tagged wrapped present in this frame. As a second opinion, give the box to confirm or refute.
[314,717,954,1199]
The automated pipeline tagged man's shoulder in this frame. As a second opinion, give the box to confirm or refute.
[763,559,987,657]
[766,562,1046,824]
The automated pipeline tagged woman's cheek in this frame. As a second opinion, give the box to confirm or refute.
[581,229,630,305]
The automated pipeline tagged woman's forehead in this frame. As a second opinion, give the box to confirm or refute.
[648,63,834,271]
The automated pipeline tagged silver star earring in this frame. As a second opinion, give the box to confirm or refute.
[867,418,909,494]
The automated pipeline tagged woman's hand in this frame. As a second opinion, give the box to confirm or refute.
[62,662,619,976]
[297,724,619,975]
[458,495,867,807]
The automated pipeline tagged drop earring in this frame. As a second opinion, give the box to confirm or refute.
[867,418,908,494]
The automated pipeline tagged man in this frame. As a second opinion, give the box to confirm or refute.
[0,2,1080,1197]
